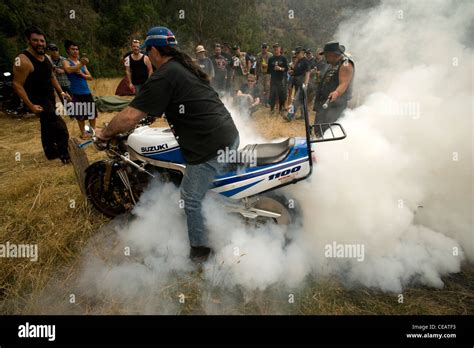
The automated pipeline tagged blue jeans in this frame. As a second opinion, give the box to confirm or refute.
[181,136,239,247]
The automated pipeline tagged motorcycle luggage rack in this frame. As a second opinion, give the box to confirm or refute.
[309,122,346,143]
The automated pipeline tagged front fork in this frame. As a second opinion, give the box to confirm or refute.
[101,160,137,206]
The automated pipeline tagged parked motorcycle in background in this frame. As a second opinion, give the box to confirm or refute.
[0,71,27,117]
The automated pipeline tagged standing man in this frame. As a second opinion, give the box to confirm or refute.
[46,43,71,97]
[13,26,71,163]
[63,40,98,139]
[314,41,354,137]
[315,47,330,79]
[256,43,272,107]
[221,43,233,95]
[195,45,215,82]
[125,39,153,94]
[231,45,251,96]
[287,47,311,121]
[267,43,288,115]
[95,27,239,263]
[305,49,318,105]
[210,43,228,96]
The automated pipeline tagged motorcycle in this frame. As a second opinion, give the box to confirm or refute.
[0,71,27,117]
[76,85,346,226]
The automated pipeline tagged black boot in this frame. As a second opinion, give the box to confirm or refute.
[190,246,212,263]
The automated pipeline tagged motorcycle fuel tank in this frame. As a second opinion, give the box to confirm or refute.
[127,126,185,163]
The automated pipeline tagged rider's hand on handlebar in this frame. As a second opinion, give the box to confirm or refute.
[94,128,110,150]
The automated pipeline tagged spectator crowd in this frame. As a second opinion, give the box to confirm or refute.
[12,25,354,164]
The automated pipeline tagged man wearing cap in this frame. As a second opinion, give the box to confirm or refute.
[195,45,214,81]
[267,43,288,115]
[95,27,239,263]
[287,46,311,121]
[46,43,71,97]
[256,43,273,107]
[313,41,354,137]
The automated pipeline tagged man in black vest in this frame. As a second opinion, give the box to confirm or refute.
[13,26,71,163]
[125,39,153,94]
[313,41,354,138]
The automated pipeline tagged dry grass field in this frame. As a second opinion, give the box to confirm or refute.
[0,78,472,315]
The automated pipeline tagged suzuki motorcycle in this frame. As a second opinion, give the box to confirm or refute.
[77,85,346,226]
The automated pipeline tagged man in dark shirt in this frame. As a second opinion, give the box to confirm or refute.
[287,47,311,121]
[221,43,233,95]
[125,39,153,94]
[13,26,71,163]
[305,49,318,103]
[235,74,261,117]
[210,43,228,95]
[267,43,288,115]
[313,41,354,137]
[96,27,239,263]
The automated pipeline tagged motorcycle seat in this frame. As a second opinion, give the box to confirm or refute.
[239,137,295,166]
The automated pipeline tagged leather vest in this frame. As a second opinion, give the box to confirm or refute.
[317,56,354,105]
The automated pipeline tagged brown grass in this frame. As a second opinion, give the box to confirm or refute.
[0,79,472,314]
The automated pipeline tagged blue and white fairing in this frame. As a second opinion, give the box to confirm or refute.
[127,127,311,200]
[211,138,310,199]
[127,127,186,164]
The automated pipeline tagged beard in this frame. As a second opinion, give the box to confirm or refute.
[33,46,45,55]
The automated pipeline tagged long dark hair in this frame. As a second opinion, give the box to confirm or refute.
[155,45,210,84]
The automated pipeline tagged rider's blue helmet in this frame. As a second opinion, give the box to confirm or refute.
[141,26,177,49]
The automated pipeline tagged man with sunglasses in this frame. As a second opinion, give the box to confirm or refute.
[95,27,239,263]
[235,73,261,117]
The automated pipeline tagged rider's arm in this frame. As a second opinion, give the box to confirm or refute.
[100,106,146,140]
[12,54,36,111]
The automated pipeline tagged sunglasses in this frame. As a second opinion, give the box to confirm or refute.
[248,80,256,83]
[132,39,140,43]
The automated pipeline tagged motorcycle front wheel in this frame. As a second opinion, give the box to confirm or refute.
[85,161,137,218]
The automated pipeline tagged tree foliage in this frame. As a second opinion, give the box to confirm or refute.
[0,0,378,76]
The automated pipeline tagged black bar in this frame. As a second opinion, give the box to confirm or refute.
[0,315,472,346]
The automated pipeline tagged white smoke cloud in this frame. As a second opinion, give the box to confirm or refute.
[49,0,472,313]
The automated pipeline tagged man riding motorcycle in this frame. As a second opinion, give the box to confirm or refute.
[95,26,239,263]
